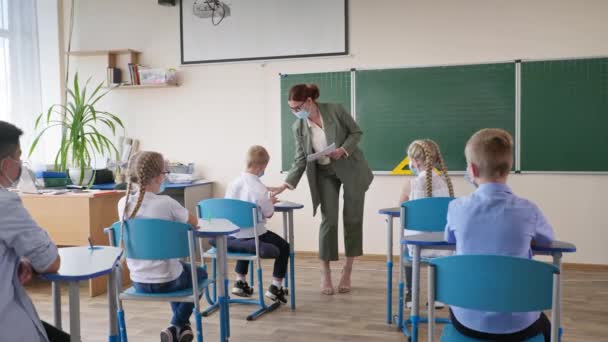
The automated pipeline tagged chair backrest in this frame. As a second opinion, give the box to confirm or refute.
[401,197,454,232]
[430,255,559,312]
[108,219,192,260]
[197,198,257,229]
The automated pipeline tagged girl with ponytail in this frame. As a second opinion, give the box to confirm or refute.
[117,151,203,342]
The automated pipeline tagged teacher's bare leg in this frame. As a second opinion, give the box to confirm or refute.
[338,182,365,293]
[318,165,342,295]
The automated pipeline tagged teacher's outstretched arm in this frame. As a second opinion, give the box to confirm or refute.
[269,128,306,196]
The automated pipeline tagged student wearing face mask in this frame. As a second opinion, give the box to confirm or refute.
[270,84,373,295]
[399,139,455,309]
[117,151,205,342]
[220,145,290,303]
[0,121,70,342]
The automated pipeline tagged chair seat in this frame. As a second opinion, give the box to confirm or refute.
[441,324,544,342]
[204,247,257,261]
[120,278,213,301]
[404,254,434,264]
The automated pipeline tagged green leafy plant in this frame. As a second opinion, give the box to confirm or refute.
[29,73,124,184]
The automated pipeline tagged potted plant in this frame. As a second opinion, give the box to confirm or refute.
[29,73,124,186]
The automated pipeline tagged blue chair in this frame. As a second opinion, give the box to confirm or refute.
[197,198,281,321]
[105,219,212,342]
[428,255,560,342]
[398,197,455,339]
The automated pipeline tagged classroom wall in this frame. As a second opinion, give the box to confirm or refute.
[62,0,608,264]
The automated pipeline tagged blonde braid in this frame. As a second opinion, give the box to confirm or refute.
[420,141,434,198]
[427,140,454,197]
[118,151,165,252]
[119,155,136,251]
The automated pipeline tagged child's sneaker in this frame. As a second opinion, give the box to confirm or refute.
[178,325,194,342]
[265,284,287,303]
[405,291,413,309]
[232,280,254,297]
[160,326,178,342]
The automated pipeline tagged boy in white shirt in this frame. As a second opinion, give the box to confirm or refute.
[223,145,290,303]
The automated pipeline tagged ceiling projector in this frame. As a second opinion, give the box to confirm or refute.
[193,0,231,19]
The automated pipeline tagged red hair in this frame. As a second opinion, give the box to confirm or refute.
[288,84,320,102]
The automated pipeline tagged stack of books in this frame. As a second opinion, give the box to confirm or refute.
[128,63,141,85]
[34,171,70,188]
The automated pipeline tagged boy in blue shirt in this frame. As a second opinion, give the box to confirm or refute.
[445,128,554,342]
[0,121,69,341]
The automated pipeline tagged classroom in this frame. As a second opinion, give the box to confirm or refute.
[1,0,607,341]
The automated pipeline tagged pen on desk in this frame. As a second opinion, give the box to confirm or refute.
[88,237,94,249]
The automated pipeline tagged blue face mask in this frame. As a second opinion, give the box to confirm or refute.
[258,170,265,178]
[464,168,478,188]
[409,162,419,176]
[294,110,309,120]
[158,181,167,194]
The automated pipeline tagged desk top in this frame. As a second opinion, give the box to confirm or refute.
[91,180,213,191]
[195,218,240,237]
[274,201,304,212]
[402,232,577,254]
[42,246,122,282]
[378,207,400,217]
[19,190,123,199]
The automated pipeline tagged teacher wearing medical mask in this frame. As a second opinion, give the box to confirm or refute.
[270,84,373,295]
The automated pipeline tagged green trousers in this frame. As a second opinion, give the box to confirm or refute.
[317,163,365,261]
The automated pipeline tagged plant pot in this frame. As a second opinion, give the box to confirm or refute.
[68,167,94,186]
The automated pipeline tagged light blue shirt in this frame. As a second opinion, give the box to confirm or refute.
[444,183,554,334]
[0,188,59,342]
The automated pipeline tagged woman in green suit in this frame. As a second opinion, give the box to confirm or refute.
[271,84,373,295]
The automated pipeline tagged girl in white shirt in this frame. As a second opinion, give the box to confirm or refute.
[118,151,202,342]
[399,139,454,308]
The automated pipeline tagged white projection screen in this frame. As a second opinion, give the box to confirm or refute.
[180,0,348,64]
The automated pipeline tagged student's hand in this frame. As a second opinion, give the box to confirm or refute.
[268,184,288,196]
[18,258,34,285]
[270,194,279,204]
[328,148,346,160]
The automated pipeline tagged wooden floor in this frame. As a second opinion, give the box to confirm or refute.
[27,257,608,342]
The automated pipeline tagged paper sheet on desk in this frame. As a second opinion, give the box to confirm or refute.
[306,143,336,162]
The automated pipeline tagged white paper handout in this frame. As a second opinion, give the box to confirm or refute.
[306,143,336,162]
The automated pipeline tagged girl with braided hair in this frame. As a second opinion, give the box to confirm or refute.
[117,151,204,342]
[399,139,454,310]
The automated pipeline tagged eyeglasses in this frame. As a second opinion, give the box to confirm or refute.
[162,171,171,175]
[289,100,307,113]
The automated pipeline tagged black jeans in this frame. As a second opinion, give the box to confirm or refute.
[450,309,551,342]
[212,231,290,279]
[42,321,70,342]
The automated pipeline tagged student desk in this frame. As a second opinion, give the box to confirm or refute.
[20,191,125,297]
[274,201,304,310]
[403,232,576,342]
[41,246,123,342]
[91,180,214,214]
[195,219,240,342]
[378,207,401,324]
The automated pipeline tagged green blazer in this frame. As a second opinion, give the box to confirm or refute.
[284,103,374,215]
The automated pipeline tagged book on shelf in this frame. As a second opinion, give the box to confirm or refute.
[106,67,122,85]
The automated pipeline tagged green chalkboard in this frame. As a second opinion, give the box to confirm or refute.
[356,63,516,172]
[280,72,351,171]
[521,58,608,172]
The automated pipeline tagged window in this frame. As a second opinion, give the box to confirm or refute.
[0,0,9,122]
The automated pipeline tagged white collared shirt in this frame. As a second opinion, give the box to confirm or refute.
[224,172,274,239]
[306,115,331,165]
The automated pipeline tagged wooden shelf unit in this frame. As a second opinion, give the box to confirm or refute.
[68,49,141,69]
